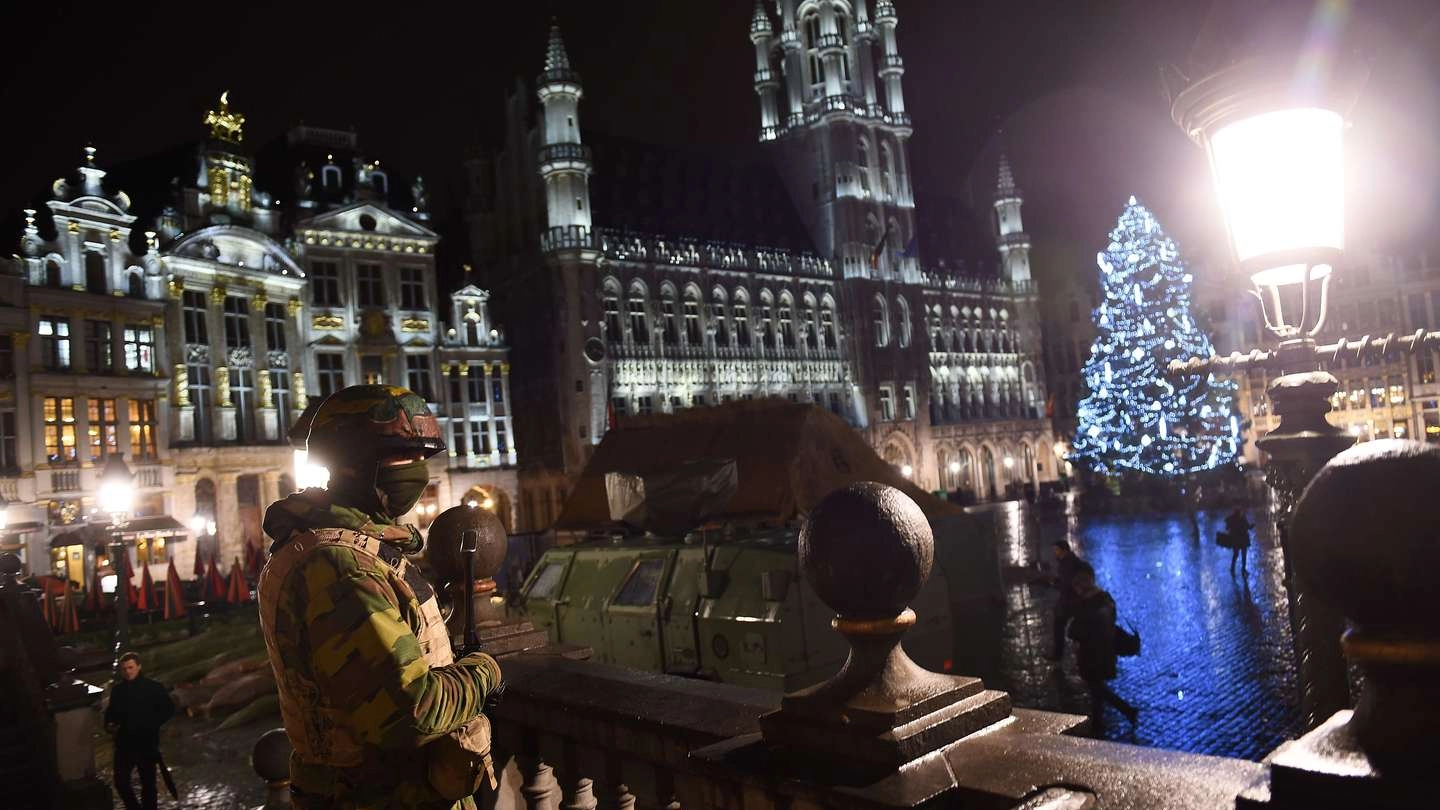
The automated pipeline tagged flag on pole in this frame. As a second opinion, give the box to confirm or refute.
[869,219,893,270]
[163,559,186,620]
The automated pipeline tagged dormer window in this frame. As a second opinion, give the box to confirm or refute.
[321,165,342,191]
[371,170,388,196]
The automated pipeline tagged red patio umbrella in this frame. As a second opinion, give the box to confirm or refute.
[245,542,264,579]
[135,563,155,612]
[192,540,206,580]
[41,586,55,630]
[163,559,186,620]
[226,558,249,604]
[58,582,81,634]
[205,555,228,605]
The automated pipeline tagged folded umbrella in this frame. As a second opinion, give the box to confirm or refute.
[85,555,103,613]
[59,582,81,634]
[206,555,228,605]
[226,557,248,604]
[163,559,186,620]
[136,562,155,613]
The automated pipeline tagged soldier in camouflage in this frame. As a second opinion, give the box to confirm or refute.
[258,385,502,809]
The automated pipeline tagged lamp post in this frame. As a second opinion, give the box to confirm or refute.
[99,454,135,677]
[189,514,217,563]
[1162,47,1439,727]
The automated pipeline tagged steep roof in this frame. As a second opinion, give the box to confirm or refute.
[555,399,960,531]
[586,131,816,253]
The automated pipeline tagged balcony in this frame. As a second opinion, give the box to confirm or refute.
[752,68,776,86]
[135,465,164,488]
[48,468,81,494]
[537,143,592,173]
[815,32,846,52]
[540,226,600,255]
[880,54,905,72]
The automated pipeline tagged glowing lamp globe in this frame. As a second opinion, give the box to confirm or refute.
[97,455,135,520]
[1169,57,1363,340]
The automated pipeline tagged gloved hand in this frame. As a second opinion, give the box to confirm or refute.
[456,651,505,710]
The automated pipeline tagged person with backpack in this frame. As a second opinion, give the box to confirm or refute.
[1068,568,1139,726]
[1046,541,1092,661]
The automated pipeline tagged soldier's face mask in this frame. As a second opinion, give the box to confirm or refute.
[375,459,430,519]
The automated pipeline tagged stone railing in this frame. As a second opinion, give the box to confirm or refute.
[594,228,834,278]
[919,271,1033,296]
[0,476,18,502]
[478,448,1439,810]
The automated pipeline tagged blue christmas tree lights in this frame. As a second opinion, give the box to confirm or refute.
[1070,197,1241,477]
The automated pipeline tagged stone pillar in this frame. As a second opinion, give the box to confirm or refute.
[500,362,516,465]
[216,366,237,441]
[215,472,243,564]
[484,363,499,465]
[173,364,195,442]
[258,472,280,514]
[1242,439,1440,808]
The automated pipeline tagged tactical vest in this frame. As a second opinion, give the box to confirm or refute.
[257,527,493,800]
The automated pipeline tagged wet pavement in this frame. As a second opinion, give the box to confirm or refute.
[992,501,1299,761]
[101,713,268,810]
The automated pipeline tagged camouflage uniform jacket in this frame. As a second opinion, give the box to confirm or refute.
[259,490,501,810]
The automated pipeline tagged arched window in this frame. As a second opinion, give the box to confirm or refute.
[85,252,106,294]
[896,296,912,348]
[321,164,342,191]
[872,294,890,348]
[820,297,838,348]
[712,288,730,347]
[127,272,145,299]
[760,291,776,349]
[803,294,819,351]
[602,280,622,341]
[660,285,679,346]
[777,293,794,348]
[627,282,649,345]
[803,13,824,89]
[45,260,62,288]
[880,141,896,199]
[683,286,703,345]
[733,289,751,347]
[370,170,388,196]
[856,137,872,197]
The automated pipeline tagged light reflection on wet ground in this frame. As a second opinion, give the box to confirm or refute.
[994,502,1299,760]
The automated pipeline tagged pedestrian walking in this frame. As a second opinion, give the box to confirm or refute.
[1225,508,1253,574]
[1045,541,1092,661]
[1068,568,1139,726]
[105,652,175,810]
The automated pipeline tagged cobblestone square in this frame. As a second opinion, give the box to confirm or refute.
[994,503,1299,760]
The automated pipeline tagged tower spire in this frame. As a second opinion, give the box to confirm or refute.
[750,0,780,141]
[996,152,1017,198]
[993,154,1031,285]
[544,23,572,75]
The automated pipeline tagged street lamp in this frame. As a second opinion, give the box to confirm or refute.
[99,454,135,678]
[1163,42,1438,728]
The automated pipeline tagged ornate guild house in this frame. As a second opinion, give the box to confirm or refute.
[468,1,1057,529]
[0,96,520,585]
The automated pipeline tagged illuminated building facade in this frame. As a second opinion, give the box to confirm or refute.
[467,5,1056,530]
[1,97,518,584]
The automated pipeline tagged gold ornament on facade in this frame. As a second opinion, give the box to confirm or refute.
[400,317,429,333]
[167,277,184,300]
[216,366,233,407]
[66,221,80,233]
[292,371,308,411]
[312,313,344,330]
[253,287,268,306]
[237,175,253,213]
[258,369,274,408]
[209,165,229,207]
[500,362,511,374]
[109,229,122,242]
[287,297,302,317]
[457,364,469,377]
[174,365,191,407]
[204,91,245,143]
[210,285,227,305]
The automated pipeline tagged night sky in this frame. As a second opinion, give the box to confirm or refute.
[3,1,1438,294]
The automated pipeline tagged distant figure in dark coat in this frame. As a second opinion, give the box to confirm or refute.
[1047,541,1093,661]
[105,652,174,810]
[1225,508,1253,574]
[1068,568,1138,725]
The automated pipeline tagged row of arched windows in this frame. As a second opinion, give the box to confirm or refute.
[40,255,145,298]
[935,441,1043,498]
[601,279,841,354]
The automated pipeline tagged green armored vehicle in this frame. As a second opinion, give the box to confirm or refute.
[517,402,1007,692]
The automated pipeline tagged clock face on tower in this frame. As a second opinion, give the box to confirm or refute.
[583,337,606,364]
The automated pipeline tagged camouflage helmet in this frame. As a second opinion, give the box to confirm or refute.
[289,384,444,466]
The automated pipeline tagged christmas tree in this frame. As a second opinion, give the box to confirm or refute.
[1071,197,1241,477]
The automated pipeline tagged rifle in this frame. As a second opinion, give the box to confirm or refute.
[459,527,481,655]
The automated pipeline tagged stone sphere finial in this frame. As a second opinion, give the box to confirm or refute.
[1291,439,1440,636]
[799,482,933,619]
[425,505,509,587]
[251,727,292,783]
[0,553,22,580]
